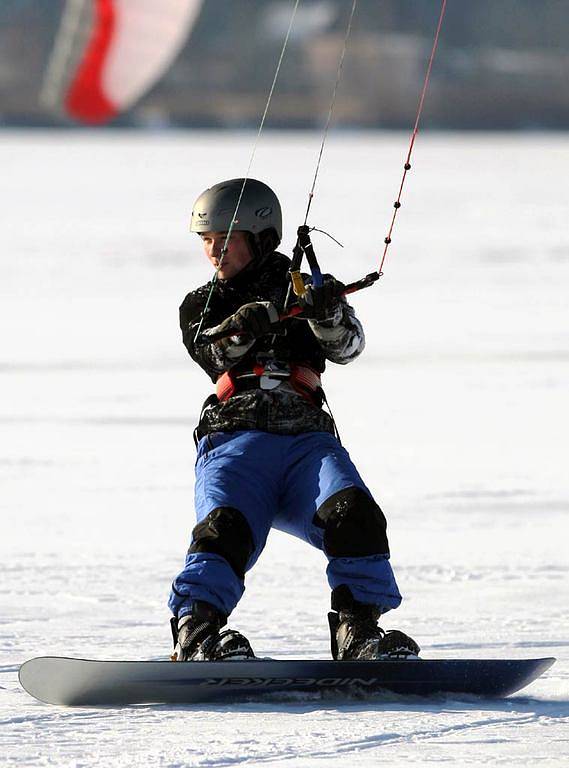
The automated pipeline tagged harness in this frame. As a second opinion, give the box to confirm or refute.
[193,358,340,447]
[216,362,323,406]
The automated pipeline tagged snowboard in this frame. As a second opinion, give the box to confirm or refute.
[19,656,555,706]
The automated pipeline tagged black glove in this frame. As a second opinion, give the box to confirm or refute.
[201,301,280,344]
[297,277,345,322]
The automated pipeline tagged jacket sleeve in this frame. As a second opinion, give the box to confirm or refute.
[179,289,254,381]
[308,297,365,365]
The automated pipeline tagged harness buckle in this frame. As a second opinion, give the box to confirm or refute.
[257,360,290,390]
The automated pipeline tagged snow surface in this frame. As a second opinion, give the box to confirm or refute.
[1,130,568,766]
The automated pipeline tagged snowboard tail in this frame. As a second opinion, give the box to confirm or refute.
[19,656,555,706]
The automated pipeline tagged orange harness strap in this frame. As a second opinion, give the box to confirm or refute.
[216,364,322,404]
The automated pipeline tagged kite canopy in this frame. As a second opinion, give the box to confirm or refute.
[42,0,203,125]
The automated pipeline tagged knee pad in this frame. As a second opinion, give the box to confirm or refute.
[189,507,254,579]
[314,487,389,558]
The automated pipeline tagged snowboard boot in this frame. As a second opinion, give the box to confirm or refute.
[170,600,255,662]
[328,587,420,661]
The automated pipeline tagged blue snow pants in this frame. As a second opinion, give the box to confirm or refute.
[169,430,402,619]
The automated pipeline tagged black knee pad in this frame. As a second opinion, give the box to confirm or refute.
[314,487,390,558]
[189,507,254,579]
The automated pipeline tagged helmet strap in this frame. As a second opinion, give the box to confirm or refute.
[246,229,279,262]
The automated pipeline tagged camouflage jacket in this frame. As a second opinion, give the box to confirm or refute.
[179,251,365,436]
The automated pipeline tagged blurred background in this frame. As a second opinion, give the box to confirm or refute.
[2,0,568,130]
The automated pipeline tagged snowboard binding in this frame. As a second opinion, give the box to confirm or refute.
[329,587,420,661]
[170,601,255,662]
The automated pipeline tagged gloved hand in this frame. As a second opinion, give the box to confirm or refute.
[297,277,345,322]
[201,301,280,344]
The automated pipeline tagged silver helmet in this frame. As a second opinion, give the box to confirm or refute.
[190,178,282,255]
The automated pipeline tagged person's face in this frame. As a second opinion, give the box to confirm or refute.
[200,231,253,280]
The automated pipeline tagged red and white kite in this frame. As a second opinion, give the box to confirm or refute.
[42,0,203,124]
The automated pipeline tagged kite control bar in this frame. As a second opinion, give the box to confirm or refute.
[194,270,381,346]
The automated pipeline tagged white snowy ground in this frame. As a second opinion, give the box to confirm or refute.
[1,130,568,766]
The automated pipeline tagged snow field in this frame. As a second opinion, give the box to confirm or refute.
[1,131,568,766]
